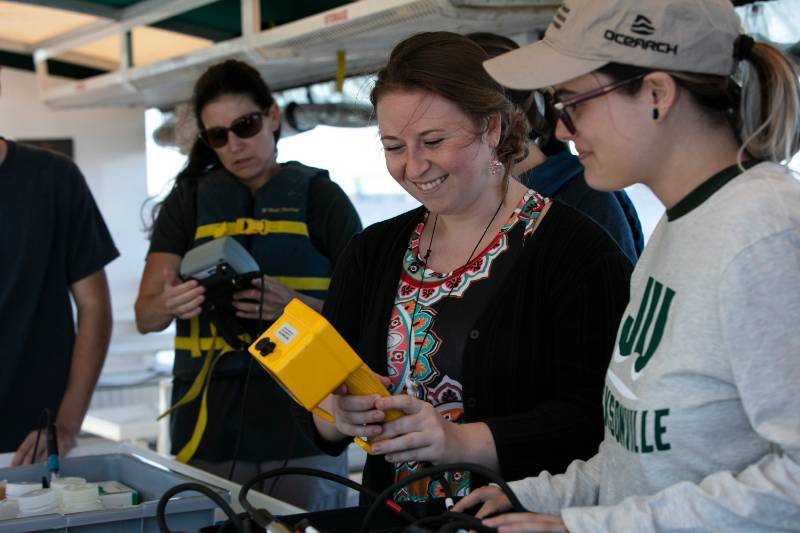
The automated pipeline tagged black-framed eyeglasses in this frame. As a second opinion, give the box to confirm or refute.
[550,74,645,135]
[199,111,266,148]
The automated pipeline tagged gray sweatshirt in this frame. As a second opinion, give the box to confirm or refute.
[509,162,800,531]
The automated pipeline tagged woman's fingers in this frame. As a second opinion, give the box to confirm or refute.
[232,288,261,301]
[475,494,514,519]
[377,396,440,439]
[165,283,204,315]
[167,284,203,303]
[374,433,430,461]
[174,294,205,318]
[178,305,204,320]
[336,407,386,427]
[10,431,36,466]
[13,432,47,466]
[336,395,385,422]
[371,413,443,461]
[232,300,277,320]
[375,393,424,414]
[232,288,287,320]
[451,485,504,513]
[331,394,387,437]
[232,299,261,318]
[379,410,426,439]
[337,421,384,440]
[483,513,567,533]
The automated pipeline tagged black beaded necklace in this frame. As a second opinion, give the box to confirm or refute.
[404,197,505,399]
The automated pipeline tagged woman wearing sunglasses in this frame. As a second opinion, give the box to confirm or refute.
[454,0,800,530]
[135,60,361,510]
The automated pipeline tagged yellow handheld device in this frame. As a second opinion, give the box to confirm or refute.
[247,298,403,454]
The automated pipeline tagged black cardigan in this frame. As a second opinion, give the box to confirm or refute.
[314,201,632,494]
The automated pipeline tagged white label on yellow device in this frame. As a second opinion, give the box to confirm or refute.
[275,323,298,344]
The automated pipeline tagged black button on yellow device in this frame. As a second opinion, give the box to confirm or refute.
[255,338,276,356]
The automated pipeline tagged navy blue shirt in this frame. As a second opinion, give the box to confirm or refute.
[0,140,118,452]
[520,152,644,264]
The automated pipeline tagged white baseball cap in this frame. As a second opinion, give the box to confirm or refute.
[484,0,744,89]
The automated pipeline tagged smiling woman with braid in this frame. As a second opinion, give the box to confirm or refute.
[309,31,632,515]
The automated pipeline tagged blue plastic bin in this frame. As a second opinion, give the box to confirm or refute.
[0,453,228,533]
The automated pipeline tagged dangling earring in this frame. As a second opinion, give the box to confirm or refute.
[652,108,660,120]
[489,158,502,176]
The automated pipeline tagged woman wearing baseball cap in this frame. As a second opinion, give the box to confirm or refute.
[454,0,800,530]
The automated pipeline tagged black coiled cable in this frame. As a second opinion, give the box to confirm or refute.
[157,482,243,533]
[156,462,523,532]
[360,462,526,533]
[237,466,417,528]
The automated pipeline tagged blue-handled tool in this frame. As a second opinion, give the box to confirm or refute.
[46,420,59,480]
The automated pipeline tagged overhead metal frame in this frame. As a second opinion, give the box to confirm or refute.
[18,0,123,20]
[29,0,559,109]
[33,0,219,56]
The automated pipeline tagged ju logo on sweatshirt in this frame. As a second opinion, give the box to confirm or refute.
[618,276,676,376]
[603,276,675,454]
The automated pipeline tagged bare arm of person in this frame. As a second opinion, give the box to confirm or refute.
[12,270,113,465]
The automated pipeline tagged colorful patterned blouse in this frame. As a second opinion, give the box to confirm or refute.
[386,189,547,502]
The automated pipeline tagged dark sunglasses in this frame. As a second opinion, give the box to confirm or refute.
[550,74,645,135]
[199,111,266,148]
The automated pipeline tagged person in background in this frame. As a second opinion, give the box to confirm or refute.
[455,0,800,530]
[469,31,643,264]
[310,32,632,515]
[135,60,361,510]
[0,83,118,462]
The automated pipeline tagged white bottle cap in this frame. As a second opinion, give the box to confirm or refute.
[51,477,88,506]
[60,483,102,513]
[4,481,42,499]
[16,488,57,516]
[50,477,86,489]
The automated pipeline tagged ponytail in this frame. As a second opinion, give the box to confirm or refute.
[737,41,800,164]
[601,42,800,166]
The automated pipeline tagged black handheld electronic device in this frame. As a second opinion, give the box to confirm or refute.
[179,236,261,313]
[178,236,263,350]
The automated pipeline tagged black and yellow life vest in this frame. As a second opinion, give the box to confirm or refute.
[163,162,333,462]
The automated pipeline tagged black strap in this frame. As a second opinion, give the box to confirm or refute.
[208,307,250,350]
[733,34,755,61]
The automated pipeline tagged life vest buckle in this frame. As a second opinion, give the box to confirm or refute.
[231,217,268,236]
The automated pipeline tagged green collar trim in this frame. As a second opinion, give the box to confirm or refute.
[667,160,761,221]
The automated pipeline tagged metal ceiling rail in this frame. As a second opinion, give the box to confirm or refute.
[33,0,220,55]
[31,0,559,110]
[19,0,123,20]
